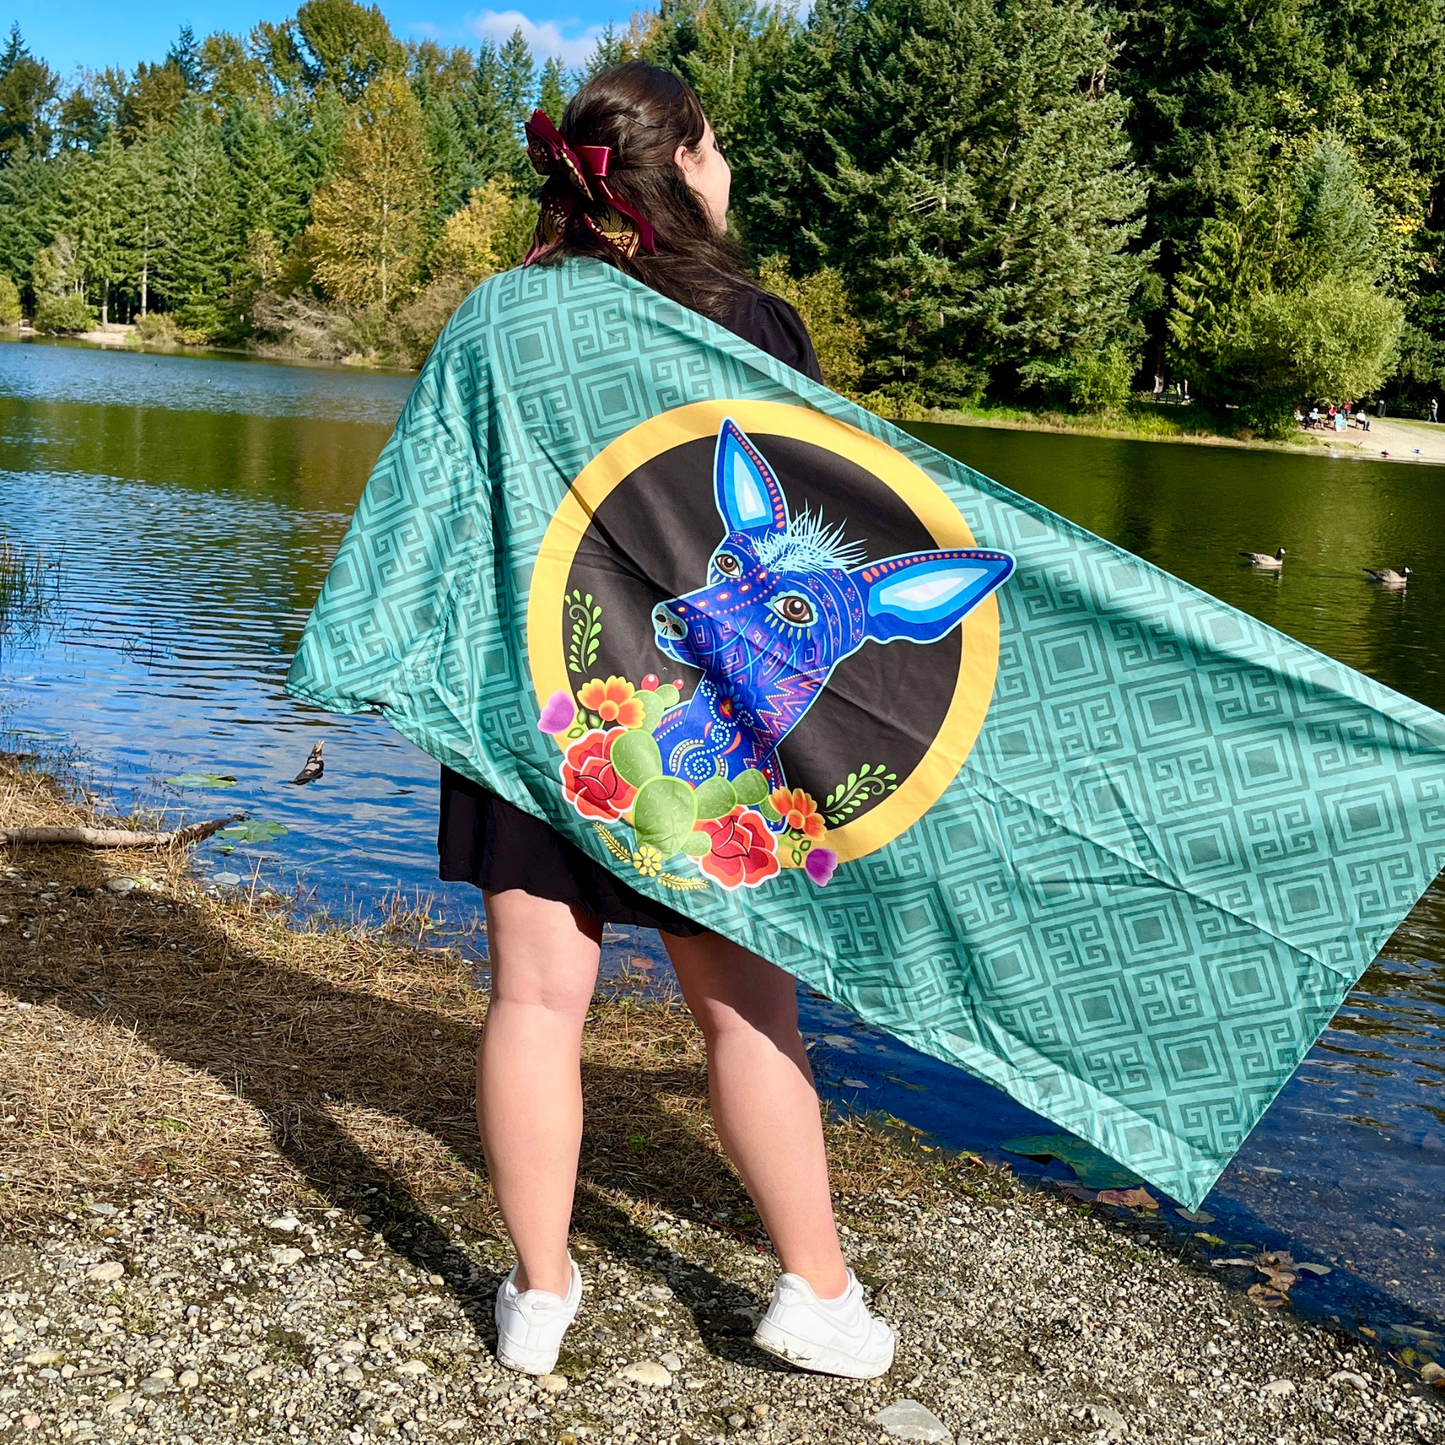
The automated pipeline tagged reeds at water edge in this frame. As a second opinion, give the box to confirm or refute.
[0,537,55,645]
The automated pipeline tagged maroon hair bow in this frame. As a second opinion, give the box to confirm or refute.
[522,109,657,266]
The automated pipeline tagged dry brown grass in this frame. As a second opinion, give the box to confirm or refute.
[0,757,956,1259]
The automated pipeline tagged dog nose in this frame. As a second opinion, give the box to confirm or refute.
[653,604,687,641]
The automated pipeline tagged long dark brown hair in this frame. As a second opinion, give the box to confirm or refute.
[539,61,758,323]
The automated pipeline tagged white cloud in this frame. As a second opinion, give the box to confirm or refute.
[466,10,608,67]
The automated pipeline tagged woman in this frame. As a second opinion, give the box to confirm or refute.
[438,61,896,1382]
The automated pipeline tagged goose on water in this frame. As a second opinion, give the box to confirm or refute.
[1240,547,1287,568]
[1364,566,1411,587]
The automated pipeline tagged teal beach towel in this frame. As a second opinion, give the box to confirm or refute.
[287,258,1445,1208]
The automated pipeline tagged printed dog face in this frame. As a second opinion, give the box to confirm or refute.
[651,419,1014,786]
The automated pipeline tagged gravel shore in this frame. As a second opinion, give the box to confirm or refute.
[2,761,1442,1444]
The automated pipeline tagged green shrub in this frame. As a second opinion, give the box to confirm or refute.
[33,293,95,334]
[758,257,866,394]
[1068,344,1136,411]
[387,276,473,368]
[0,276,21,327]
[132,312,180,344]
[174,292,226,344]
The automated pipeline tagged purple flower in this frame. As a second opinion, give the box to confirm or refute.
[804,847,838,887]
[537,689,576,734]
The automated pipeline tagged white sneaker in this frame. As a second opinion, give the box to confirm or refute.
[493,1258,582,1375]
[752,1270,895,1378]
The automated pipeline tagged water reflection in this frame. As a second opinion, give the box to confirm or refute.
[4,339,1445,1341]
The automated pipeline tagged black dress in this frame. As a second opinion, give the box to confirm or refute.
[438,287,824,934]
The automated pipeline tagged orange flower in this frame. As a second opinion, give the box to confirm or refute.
[577,675,645,728]
[769,786,826,840]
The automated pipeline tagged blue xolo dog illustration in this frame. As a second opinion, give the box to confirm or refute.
[652,419,1015,788]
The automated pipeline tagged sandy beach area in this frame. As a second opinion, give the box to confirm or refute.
[1,758,1441,1445]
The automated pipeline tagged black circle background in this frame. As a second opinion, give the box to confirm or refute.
[564,432,960,830]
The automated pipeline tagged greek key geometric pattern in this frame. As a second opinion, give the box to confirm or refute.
[287,259,1445,1207]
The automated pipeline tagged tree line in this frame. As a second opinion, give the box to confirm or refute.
[0,0,1441,433]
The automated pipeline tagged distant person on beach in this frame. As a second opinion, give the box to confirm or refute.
[1378,398,1386,418]
[437,63,896,1383]
[1433,397,1439,423]
[1356,405,1370,432]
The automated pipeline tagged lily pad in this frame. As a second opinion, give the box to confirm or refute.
[632,776,696,855]
[217,820,288,844]
[166,773,237,789]
[611,728,662,788]
[999,1133,1141,1190]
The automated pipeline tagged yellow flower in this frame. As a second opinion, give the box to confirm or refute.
[632,844,663,877]
[577,675,645,728]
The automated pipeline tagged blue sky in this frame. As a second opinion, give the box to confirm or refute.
[5,4,637,78]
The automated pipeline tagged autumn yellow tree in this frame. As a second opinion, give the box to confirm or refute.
[431,179,532,280]
[307,71,431,308]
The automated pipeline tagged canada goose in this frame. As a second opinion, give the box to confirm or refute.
[1364,567,1411,587]
[1240,547,1287,568]
[289,740,324,785]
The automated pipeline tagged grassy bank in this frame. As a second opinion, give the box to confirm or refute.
[0,756,1439,1443]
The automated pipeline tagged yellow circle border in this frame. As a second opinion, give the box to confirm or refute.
[526,399,999,864]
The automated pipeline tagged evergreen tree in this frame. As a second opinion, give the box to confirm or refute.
[157,102,242,334]
[76,128,129,322]
[498,29,536,141]
[307,71,432,307]
[123,127,170,315]
[424,94,471,237]
[226,98,310,248]
[0,143,60,290]
[0,25,59,161]
[537,57,569,123]
[454,42,527,183]
[586,24,629,78]
[747,0,1150,403]
[165,25,205,91]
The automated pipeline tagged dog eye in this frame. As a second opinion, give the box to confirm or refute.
[770,594,815,627]
[713,552,741,577]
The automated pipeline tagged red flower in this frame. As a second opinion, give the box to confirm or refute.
[698,806,780,889]
[561,730,637,820]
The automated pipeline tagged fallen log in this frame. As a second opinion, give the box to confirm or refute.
[0,815,242,848]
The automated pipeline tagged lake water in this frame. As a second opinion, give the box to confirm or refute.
[5,338,1445,1357]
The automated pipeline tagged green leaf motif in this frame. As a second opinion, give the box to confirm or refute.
[732,768,769,806]
[692,775,736,820]
[566,590,603,674]
[823,764,898,824]
[632,776,697,856]
[610,728,662,787]
[654,682,681,708]
[636,688,667,733]
[681,830,712,857]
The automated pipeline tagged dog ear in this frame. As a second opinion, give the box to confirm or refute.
[714,418,788,539]
[854,549,1014,643]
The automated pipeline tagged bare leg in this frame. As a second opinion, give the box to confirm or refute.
[663,931,848,1298]
[477,889,601,1296]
